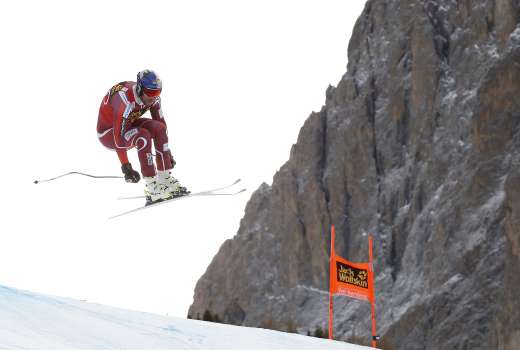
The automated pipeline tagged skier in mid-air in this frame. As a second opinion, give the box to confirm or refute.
[97,69,188,205]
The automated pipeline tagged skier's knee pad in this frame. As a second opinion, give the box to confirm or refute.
[134,129,152,151]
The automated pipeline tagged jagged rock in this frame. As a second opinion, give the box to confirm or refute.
[189,1,520,349]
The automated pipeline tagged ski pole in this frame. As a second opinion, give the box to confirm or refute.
[34,172,123,184]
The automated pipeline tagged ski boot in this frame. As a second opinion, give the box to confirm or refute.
[144,176,173,206]
[156,170,190,198]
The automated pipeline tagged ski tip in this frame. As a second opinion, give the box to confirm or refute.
[238,188,246,193]
[233,179,241,185]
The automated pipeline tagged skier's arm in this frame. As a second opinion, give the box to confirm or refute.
[113,94,131,165]
[150,98,167,127]
[116,149,129,165]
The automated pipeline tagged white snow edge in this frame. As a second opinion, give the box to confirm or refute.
[0,284,377,350]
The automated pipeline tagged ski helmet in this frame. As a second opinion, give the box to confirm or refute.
[136,69,162,97]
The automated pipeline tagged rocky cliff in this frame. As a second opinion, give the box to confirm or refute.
[189,1,520,349]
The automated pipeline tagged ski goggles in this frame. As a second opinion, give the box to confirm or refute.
[143,87,162,97]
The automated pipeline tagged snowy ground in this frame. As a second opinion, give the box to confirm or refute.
[0,284,374,350]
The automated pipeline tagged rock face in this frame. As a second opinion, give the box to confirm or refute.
[189,1,520,349]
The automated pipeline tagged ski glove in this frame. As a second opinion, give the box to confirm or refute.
[121,163,141,183]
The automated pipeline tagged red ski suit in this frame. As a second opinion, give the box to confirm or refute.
[97,81,174,177]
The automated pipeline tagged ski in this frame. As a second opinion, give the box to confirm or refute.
[109,179,245,219]
[109,189,246,219]
[117,178,242,200]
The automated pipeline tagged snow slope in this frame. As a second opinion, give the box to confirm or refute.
[0,285,374,350]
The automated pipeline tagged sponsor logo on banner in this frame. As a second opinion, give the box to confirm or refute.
[147,153,153,166]
[331,257,372,302]
[336,261,368,289]
[124,128,138,141]
[163,143,170,151]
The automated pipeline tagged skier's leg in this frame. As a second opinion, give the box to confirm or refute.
[133,119,174,171]
[128,128,172,202]
[98,126,155,176]
[97,128,131,165]
[98,126,170,202]
[98,128,151,176]
[130,128,156,177]
[133,119,188,195]
[97,128,118,151]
